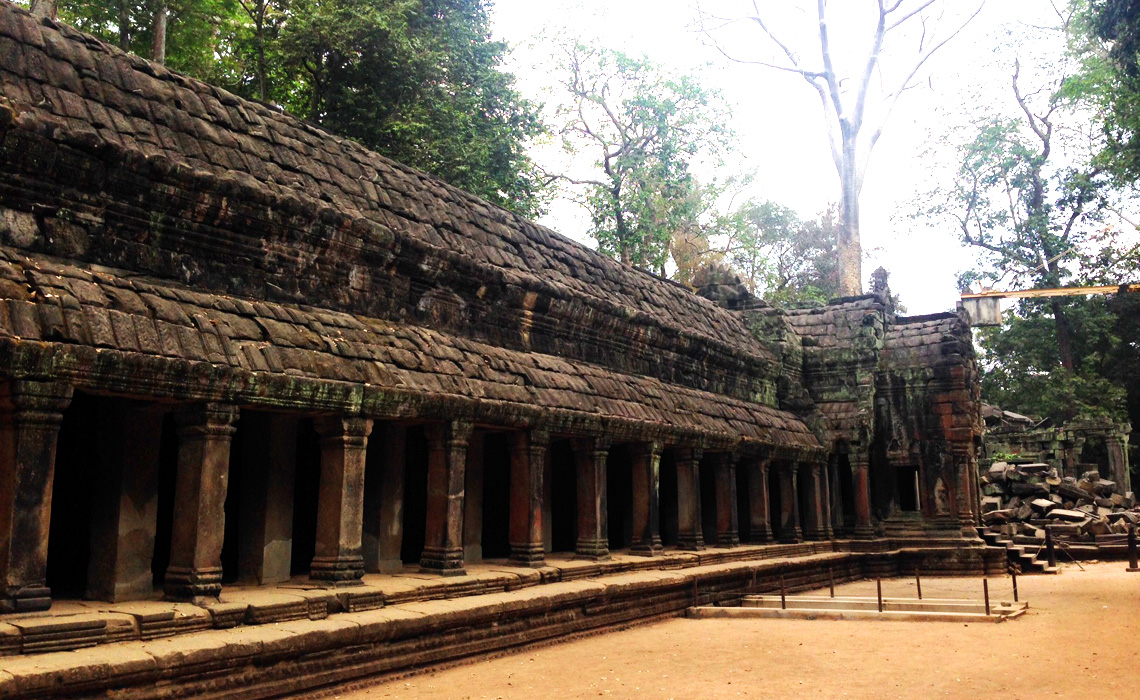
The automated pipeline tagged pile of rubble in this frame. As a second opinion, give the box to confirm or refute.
[980,461,1139,540]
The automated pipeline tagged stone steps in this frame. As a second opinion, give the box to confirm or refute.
[978,528,1058,574]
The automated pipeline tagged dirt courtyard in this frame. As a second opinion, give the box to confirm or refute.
[315,562,1140,700]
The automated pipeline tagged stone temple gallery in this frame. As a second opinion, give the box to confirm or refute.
[0,3,1003,697]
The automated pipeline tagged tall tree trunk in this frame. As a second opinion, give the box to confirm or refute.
[118,0,132,51]
[29,0,57,20]
[837,135,862,296]
[256,25,267,102]
[1051,300,1078,372]
[151,4,168,65]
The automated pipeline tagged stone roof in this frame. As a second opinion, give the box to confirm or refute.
[881,313,973,370]
[783,295,885,350]
[0,246,820,450]
[0,2,772,375]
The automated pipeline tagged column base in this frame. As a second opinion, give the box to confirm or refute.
[752,527,774,543]
[629,542,664,557]
[508,543,546,568]
[716,533,740,548]
[420,546,467,576]
[367,558,405,575]
[676,535,705,551]
[803,528,827,541]
[574,539,610,561]
[0,585,51,613]
[164,566,222,601]
[310,555,365,586]
[778,527,803,544]
[853,525,876,539]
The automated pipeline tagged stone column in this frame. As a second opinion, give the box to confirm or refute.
[714,452,740,547]
[746,454,773,543]
[1107,433,1131,495]
[165,403,238,602]
[777,461,803,543]
[852,452,874,539]
[630,441,663,556]
[573,436,610,560]
[363,424,406,573]
[0,380,72,613]
[675,446,704,550]
[87,403,165,601]
[235,413,298,586]
[954,446,980,537]
[802,462,828,541]
[421,420,471,575]
[310,416,372,586]
[510,428,547,566]
[463,431,485,564]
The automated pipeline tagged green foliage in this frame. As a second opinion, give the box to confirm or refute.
[976,297,1127,422]
[274,0,545,217]
[714,200,840,306]
[1069,0,1140,183]
[923,17,1138,424]
[49,0,546,218]
[549,44,731,273]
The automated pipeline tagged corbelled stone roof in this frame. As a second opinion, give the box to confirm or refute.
[0,1,770,368]
[882,313,974,370]
[0,2,821,451]
[0,248,819,448]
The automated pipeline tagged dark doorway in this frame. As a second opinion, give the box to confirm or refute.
[46,391,99,599]
[838,455,856,533]
[399,425,429,564]
[658,450,678,547]
[549,439,577,553]
[291,418,321,576]
[736,463,752,542]
[896,465,920,512]
[768,464,783,539]
[481,432,511,559]
[797,466,813,531]
[700,457,718,545]
[152,413,179,588]
[606,444,633,551]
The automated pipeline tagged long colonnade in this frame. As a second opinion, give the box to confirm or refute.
[0,382,871,612]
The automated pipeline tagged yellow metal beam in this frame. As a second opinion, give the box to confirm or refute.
[961,283,1140,300]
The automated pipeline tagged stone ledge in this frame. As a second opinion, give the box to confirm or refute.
[0,545,1003,700]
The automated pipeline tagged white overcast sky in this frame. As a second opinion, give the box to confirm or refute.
[489,0,1073,315]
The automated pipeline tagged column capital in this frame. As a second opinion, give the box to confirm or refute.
[630,440,663,460]
[175,403,238,437]
[573,435,611,456]
[674,444,704,463]
[314,415,374,440]
[0,380,73,422]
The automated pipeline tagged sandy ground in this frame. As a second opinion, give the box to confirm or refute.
[318,562,1140,700]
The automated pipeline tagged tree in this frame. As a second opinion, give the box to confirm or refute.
[46,0,547,218]
[1072,0,1140,181]
[276,0,546,217]
[921,8,1138,422]
[546,43,731,273]
[697,0,983,296]
[716,201,841,304]
[927,54,1117,371]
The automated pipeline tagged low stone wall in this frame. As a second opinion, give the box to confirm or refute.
[0,547,1004,700]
